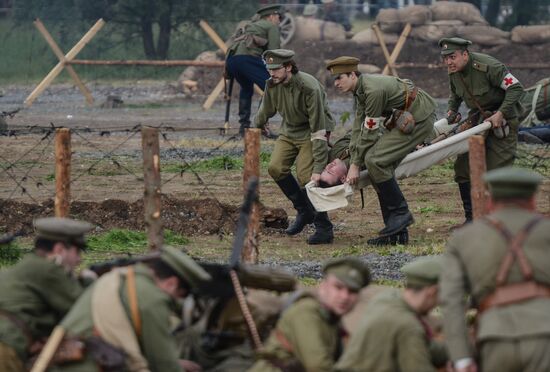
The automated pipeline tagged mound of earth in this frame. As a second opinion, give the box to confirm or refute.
[0,196,288,237]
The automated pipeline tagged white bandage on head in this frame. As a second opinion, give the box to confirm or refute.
[311,129,327,141]
[305,181,353,212]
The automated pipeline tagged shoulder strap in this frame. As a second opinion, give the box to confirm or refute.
[484,216,544,286]
[126,267,142,338]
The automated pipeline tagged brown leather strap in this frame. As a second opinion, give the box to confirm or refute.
[458,74,491,120]
[126,267,142,338]
[274,329,294,354]
[484,216,543,285]
[479,281,550,313]
[402,84,418,112]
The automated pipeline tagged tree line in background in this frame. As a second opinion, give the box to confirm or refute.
[2,0,550,60]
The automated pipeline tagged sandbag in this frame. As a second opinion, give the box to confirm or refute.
[511,25,550,44]
[351,27,398,45]
[456,25,510,46]
[519,78,550,126]
[430,1,487,25]
[178,51,221,94]
[410,20,464,42]
[376,8,402,33]
[398,5,431,26]
[293,16,346,42]
[358,63,382,74]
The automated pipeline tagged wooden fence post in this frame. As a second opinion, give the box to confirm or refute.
[242,128,261,263]
[468,135,487,219]
[55,128,71,217]
[142,127,163,250]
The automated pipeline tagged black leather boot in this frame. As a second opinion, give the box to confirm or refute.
[375,178,414,237]
[275,175,314,235]
[307,211,334,245]
[367,229,409,246]
[238,97,252,136]
[459,181,473,223]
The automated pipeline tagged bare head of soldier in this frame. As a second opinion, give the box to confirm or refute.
[401,256,442,316]
[439,37,472,74]
[319,258,370,316]
[33,217,93,273]
[319,158,348,187]
[326,56,361,93]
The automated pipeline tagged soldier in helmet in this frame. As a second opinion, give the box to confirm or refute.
[256,49,336,245]
[335,256,446,372]
[0,217,93,371]
[439,37,525,228]
[440,167,550,372]
[325,56,437,246]
[249,257,370,371]
[226,4,283,136]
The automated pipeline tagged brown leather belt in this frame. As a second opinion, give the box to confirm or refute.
[478,281,550,314]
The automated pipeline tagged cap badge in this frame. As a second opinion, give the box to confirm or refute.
[268,57,274,63]
[443,44,448,49]
[349,269,359,278]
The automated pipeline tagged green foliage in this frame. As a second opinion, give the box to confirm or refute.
[45,173,55,182]
[163,152,271,173]
[339,111,351,125]
[87,228,188,253]
[0,243,23,266]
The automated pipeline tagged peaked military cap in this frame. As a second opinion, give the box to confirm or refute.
[326,56,360,76]
[160,246,212,288]
[257,4,284,17]
[323,257,370,291]
[34,217,93,249]
[438,37,472,56]
[263,49,295,69]
[484,166,543,200]
[401,256,442,288]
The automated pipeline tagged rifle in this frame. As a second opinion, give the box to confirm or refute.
[429,111,482,145]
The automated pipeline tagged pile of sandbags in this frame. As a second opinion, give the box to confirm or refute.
[352,27,398,45]
[178,51,222,95]
[511,25,550,44]
[370,1,511,46]
[293,16,346,42]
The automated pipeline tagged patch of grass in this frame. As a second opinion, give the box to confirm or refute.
[298,277,319,286]
[87,228,189,253]
[0,242,24,266]
[191,156,244,171]
[417,205,445,214]
[45,173,55,181]
[373,278,403,288]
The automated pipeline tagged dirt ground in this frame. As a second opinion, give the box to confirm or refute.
[1,71,549,280]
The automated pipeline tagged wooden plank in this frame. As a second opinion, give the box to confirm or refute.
[199,20,228,52]
[468,135,488,219]
[242,128,261,264]
[54,128,71,217]
[203,78,226,110]
[142,127,163,251]
[25,19,105,107]
[34,19,94,106]
[372,24,398,77]
[382,23,411,76]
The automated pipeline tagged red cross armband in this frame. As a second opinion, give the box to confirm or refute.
[500,73,519,90]
[363,117,383,130]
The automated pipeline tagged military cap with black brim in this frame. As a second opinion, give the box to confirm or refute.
[263,49,295,69]
[34,217,93,250]
[484,166,543,200]
[326,56,360,76]
[323,257,370,291]
[257,4,284,17]
[438,37,472,56]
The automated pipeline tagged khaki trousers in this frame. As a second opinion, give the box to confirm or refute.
[268,135,314,187]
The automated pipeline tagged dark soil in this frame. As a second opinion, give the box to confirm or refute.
[0,196,288,237]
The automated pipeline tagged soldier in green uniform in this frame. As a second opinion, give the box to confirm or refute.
[226,4,282,136]
[334,256,446,372]
[440,167,550,372]
[52,246,212,372]
[0,217,92,371]
[439,37,524,227]
[248,257,370,372]
[326,56,437,245]
[256,49,336,244]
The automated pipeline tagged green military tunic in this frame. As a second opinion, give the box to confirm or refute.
[0,254,83,363]
[231,18,281,57]
[440,208,550,372]
[55,264,183,372]
[329,130,352,167]
[255,71,335,185]
[248,295,342,372]
[350,74,436,183]
[447,52,524,183]
[334,288,437,372]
